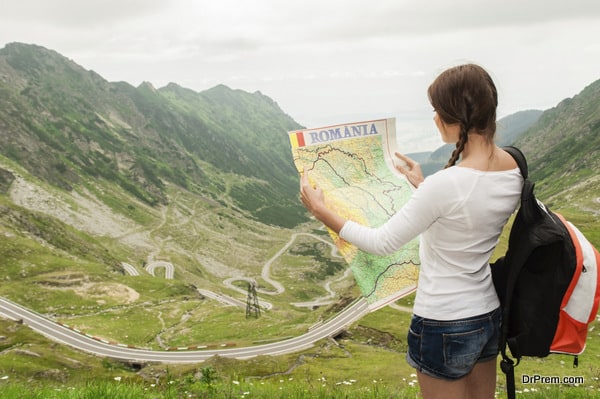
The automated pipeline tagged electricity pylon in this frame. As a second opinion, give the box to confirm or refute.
[246,281,261,318]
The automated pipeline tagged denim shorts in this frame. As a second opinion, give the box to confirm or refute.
[406,307,501,380]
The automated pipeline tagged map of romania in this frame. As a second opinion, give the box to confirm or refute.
[289,118,420,311]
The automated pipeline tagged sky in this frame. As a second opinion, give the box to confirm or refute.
[1,0,600,152]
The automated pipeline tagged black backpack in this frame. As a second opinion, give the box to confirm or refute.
[492,146,600,399]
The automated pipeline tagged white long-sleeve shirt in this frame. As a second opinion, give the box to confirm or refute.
[339,166,522,320]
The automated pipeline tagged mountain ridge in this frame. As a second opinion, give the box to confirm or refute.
[1,42,598,239]
[0,42,305,228]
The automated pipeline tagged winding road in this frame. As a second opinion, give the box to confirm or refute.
[0,296,368,363]
[222,232,345,308]
[130,231,348,311]
[0,228,377,363]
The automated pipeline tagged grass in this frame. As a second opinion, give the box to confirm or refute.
[1,379,599,399]
[0,378,423,399]
[2,302,600,398]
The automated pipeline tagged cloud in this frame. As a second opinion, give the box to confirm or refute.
[1,0,168,27]
[1,0,599,151]
[209,0,600,46]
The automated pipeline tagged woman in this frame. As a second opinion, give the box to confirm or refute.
[300,64,522,399]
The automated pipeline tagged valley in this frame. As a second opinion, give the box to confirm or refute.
[0,155,354,352]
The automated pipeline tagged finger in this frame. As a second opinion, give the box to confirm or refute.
[301,172,318,201]
[300,171,309,190]
[395,164,409,176]
[394,152,415,167]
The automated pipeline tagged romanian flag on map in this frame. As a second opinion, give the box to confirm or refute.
[289,131,306,148]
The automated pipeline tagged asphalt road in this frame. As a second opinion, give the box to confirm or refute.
[0,296,369,363]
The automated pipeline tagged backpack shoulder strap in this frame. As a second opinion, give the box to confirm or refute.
[503,146,542,224]
[503,146,528,180]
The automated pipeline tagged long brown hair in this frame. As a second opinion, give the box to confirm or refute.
[428,64,498,168]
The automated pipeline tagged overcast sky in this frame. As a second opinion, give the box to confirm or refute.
[1,0,599,152]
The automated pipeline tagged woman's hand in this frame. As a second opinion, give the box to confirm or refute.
[300,171,325,215]
[394,152,424,188]
[299,172,346,233]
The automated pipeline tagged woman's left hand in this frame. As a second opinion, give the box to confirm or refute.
[394,152,424,188]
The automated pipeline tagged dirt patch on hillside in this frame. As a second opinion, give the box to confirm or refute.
[38,272,140,304]
[73,282,140,304]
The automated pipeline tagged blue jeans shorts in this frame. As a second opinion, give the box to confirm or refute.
[406,307,501,380]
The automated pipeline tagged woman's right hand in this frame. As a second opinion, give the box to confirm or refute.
[300,171,347,234]
[300,171,326,216]
[394,152,424,188]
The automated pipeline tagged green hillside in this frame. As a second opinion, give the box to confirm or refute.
[515,80,600,205]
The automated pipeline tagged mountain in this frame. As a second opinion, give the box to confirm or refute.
[496,109,544,146]
[1,43,340,349]
[0,42,305,228]
[514,80,600,202]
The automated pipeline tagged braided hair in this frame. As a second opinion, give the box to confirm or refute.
[427,64,498,168]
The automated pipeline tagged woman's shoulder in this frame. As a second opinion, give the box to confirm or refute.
[418,167,462,193]
[425,166,465,180]
[421,165,520,190]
